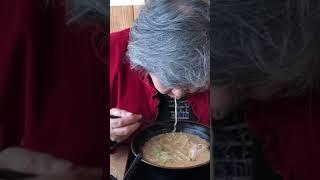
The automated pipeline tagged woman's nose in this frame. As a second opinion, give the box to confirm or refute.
[171,89,185,99]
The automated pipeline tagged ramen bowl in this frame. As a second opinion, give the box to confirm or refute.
[125,120,210,180]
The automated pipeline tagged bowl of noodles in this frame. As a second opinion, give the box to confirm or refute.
[130,120,210,170]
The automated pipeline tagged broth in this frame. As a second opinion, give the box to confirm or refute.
[141,132,210,168]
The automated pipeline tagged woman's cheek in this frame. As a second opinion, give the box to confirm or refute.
[211,86,237,119]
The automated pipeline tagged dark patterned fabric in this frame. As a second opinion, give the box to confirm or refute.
[157,94,197,122]
[214,114,254,180]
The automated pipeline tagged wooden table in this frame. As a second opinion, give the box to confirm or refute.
[110,145,130,180]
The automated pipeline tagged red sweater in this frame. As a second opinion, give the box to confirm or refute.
[0,1,106,167]
[110,28,210,130]
[246,92,320,180]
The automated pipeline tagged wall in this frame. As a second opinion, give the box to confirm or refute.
[110,6,143,33]
[110,0,146,33]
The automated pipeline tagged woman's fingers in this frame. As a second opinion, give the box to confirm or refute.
[110,114,142,128]
[26,167,102,180]
[0,147,73,175]
[110,122,141,142]
[110,135,127,143]
[109,108,143,142]
[110,108,133,117]
[112,122,141,136]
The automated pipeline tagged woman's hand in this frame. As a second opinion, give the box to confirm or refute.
[110,108,142,143]
[27,167,102,180]
[0,147,73,175]
[0,147,102,180]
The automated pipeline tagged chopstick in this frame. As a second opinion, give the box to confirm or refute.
[110,115,121,119]
[110,115,144,123]
[0,169,36,179]
[123,153,142,180]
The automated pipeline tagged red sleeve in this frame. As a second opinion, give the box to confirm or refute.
[1,0,107,166]
[0,0,39,149]
[109,28,130,108]
[109,29,130,152]
[187,92,210,127]
[246,94,320,180]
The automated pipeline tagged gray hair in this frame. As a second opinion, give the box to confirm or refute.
[127,0,210,90]
[65,0,107,25]
[212,0,320,97]
[44,0,107,25]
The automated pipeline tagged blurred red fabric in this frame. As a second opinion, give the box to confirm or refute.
[247,92,320,180]
[0,0,106,167]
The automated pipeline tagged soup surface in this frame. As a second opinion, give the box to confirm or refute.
[141,132,210,168]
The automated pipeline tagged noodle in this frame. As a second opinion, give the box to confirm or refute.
[142,132,210,168]
[173,98,177,132]
[141,99,210,168]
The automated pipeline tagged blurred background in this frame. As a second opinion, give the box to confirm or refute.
[110,0,146,32]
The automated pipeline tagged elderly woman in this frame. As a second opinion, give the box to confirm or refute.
[212,0,320,179]
[0,0,106,179]
[110,0,210,145]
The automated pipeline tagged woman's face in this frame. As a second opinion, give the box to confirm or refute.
[149,73,198,99]
[211,81,288,119]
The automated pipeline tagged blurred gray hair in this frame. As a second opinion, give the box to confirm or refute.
[65,0,107,25]
[127,0,210,90]
[212,0,320,96]
[44,0,107,25]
